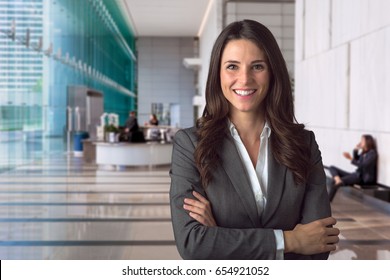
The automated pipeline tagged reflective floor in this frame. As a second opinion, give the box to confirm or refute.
[329,188,390,260]
[0,154,179,259]
[0,152,389,259]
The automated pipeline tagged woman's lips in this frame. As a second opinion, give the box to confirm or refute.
[233,89,256,96]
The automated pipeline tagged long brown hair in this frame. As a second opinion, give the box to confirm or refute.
[195,19,311,187]
[362,134,377,152]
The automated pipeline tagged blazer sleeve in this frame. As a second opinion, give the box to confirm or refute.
[169,129,277,260]
[298,131,332,260]
[352,150,377,169]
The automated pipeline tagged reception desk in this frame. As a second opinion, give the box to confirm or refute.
[95,142,173,169]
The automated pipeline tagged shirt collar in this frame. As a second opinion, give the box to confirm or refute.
[228,119,271,139]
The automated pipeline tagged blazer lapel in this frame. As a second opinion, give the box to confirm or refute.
[262,144,287,225]
[219,135,262,227]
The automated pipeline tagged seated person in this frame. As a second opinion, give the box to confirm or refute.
[328,134,378,202]
[144,114,159,127]
[148,114,159,126]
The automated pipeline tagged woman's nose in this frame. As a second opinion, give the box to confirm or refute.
[238,68,251,84]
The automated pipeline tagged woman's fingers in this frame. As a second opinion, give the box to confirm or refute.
[183,192,210,211]
[183,198,210,216]
[284,216,340,255]
[326,235,340,245]
[183,200,201,213]
[326,226,340,236]
[188,211,211,226]
[192,191,208,203]
[320,216,337,226]
[183,197,201,208]
[183,191,216,227]
[323,243,337,253]
[184,203,215,226]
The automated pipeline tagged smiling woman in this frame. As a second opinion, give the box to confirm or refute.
[220,39,270,119]
[169,19,339,260]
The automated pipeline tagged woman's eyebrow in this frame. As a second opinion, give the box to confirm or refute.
[223,59,266,64]
[223,60,240,64]
[251,60,266,63]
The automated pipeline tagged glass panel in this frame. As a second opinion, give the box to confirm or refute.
[0,0,137,171]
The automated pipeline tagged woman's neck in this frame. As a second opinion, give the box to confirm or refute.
[230,112,265,143]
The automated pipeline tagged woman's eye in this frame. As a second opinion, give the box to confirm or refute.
[227,64,238,70]
[253,64,264,70]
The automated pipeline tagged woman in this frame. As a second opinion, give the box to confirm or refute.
[170,20,339,260]
[328,134,378,202]
[149,114,159,126]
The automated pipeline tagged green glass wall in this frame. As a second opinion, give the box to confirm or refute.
[0,0,137,170]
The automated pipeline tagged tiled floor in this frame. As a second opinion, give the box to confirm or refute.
[0,153,389,260]
[329,188,390,260]
[0,154,179,259]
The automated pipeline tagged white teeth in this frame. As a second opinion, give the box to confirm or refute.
[234,90,255,96]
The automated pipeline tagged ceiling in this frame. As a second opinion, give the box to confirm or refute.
[120,0,211,37]
[120,0,295,37]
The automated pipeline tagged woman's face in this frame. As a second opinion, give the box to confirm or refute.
[220,39,270,117]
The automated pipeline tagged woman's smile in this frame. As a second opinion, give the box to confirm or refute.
[233,89,256,96]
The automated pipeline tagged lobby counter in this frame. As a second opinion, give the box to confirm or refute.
[95,141,173,169]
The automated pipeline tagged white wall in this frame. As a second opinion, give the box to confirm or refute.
[295,0,390,185]
[194,0,224,118]
[137,37,196,128]
[226,2,295,75]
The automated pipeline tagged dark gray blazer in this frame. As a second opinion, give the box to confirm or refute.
[169,127,331,260]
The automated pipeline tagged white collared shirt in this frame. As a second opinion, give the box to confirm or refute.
[229,120,284,259]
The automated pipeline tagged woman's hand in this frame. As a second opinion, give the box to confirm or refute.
[343,152,352,160]
[183,191,217,227]
[284,217,340,255]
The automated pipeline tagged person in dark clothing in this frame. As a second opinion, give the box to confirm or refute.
[125,111,139,132]
[124,111,139,141]
[169,19,339,260]
[149,114,159,126]
[328,134,378,202]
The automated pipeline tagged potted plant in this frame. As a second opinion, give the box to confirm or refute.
[104,124,119,142]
